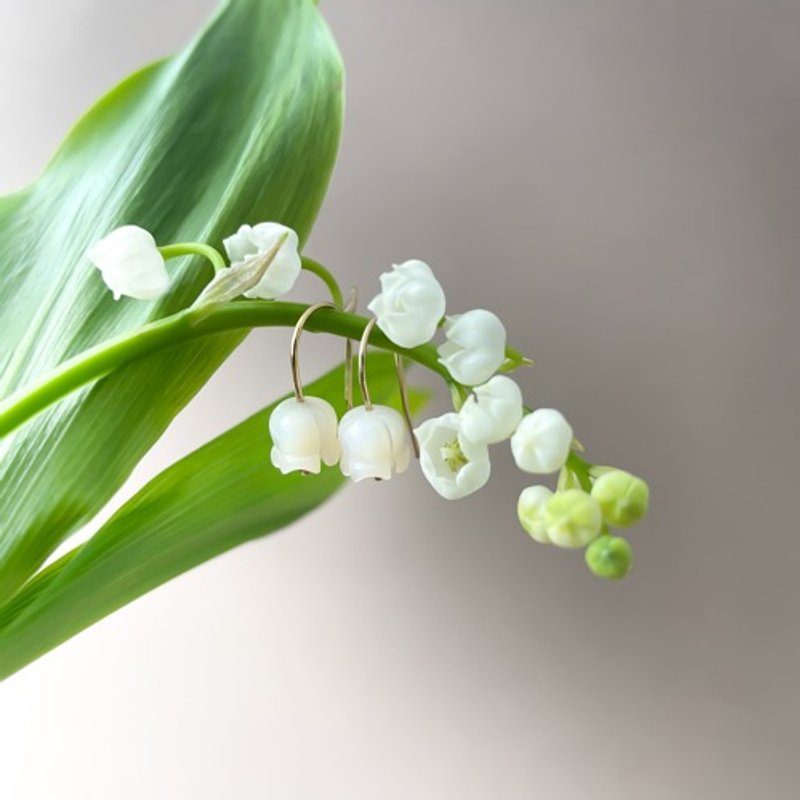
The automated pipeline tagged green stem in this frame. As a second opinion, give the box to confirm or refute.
[158,242,227,273]
[566,450,594,492]
[499,344,534,372]
[300,257,344,308]
[0,302,455,439]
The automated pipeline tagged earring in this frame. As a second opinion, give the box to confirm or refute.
[269,302,342,475]
[338,317,418,482]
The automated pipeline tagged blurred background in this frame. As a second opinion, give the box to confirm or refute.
[1,1,799,797]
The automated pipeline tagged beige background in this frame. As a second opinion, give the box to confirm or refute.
[1,1,799,798]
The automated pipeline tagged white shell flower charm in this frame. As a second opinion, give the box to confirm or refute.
[339,405,412,481]
[268,302,344,475]
[510,408,573,474]
[87,225,170,300]
[223,222,301,299]
[437,309,506,386]
[367,259,446,348]
[269,396,340,475]
[459,375,523,445]
[415,412,490,499]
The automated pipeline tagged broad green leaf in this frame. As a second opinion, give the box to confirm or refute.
[0,0,343,602]
[0,355,425,678]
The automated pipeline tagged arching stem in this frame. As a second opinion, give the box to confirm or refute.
[158,242,227,274]
[300,257,344,308]
[0,301,458,439]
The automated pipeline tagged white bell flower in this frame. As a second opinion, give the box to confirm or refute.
[459,375,523,445]
[511,408,573,474]
[87,225,170,301]
[415,412,490,500]
[366,259,446,348]
[223,222,301,299]
[437,309,506,386]
[339,405,412,482]
[269,396,340,475]
[517,485,554,544]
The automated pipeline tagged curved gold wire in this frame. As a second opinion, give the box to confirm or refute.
[358,317,379,411]
[343,287,358,411]
[290,301,336,402]
[358,316,421,458]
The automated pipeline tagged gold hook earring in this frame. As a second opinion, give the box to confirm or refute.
[358,317,420,458]
[290,301,337,401]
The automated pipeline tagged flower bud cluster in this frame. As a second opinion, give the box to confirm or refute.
[517,465,649,580]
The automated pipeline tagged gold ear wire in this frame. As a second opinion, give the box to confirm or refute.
[290,301,336,402]
[358,316,420,458]
[357,317,379,410]
[343,287,358,411]
[394,353,421,458]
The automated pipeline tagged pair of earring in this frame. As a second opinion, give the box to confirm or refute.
[269,301,419,481]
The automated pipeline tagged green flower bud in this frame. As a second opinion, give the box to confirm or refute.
[517,485,553,543]
[591,470,649,528]
[585,535,633,580]
[543,489,602,548]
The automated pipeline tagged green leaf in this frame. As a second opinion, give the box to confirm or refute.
[0,355,426,678]
[0,0,343,602]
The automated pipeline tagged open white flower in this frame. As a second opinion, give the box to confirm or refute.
[415,412,490,500]
[437,309,506,386]
[339,405,412,482]
[367,259,446,348]
[517,485,554,543]
[459,375,523,445]
[223,222,301,299]
[511,408,573,474]
[269,397,340,475]
[88,225,170,301]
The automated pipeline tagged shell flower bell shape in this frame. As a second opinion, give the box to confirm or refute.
[415,412,491,500]
[459,375,523,445]
[269,396,341,475]
[367,259,446,348]
[437,309,507,386]
[223,222,301,299]
[87,225,170,300]
[339,405,413,482]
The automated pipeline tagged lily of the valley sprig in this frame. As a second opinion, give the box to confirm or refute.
[84,220,650,580]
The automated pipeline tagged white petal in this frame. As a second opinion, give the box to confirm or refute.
[223,224,257,263]
[372,405,413,474]
[459,376,523,445]
[88,225,169,301]
[268,397,339,475]
[510,409,573,474]
[303,397,341,467]
[339,406,395,481]
[242,224,301,300]
[415,412,490,500]
[367,259,446,348]
[437,309,506,385]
